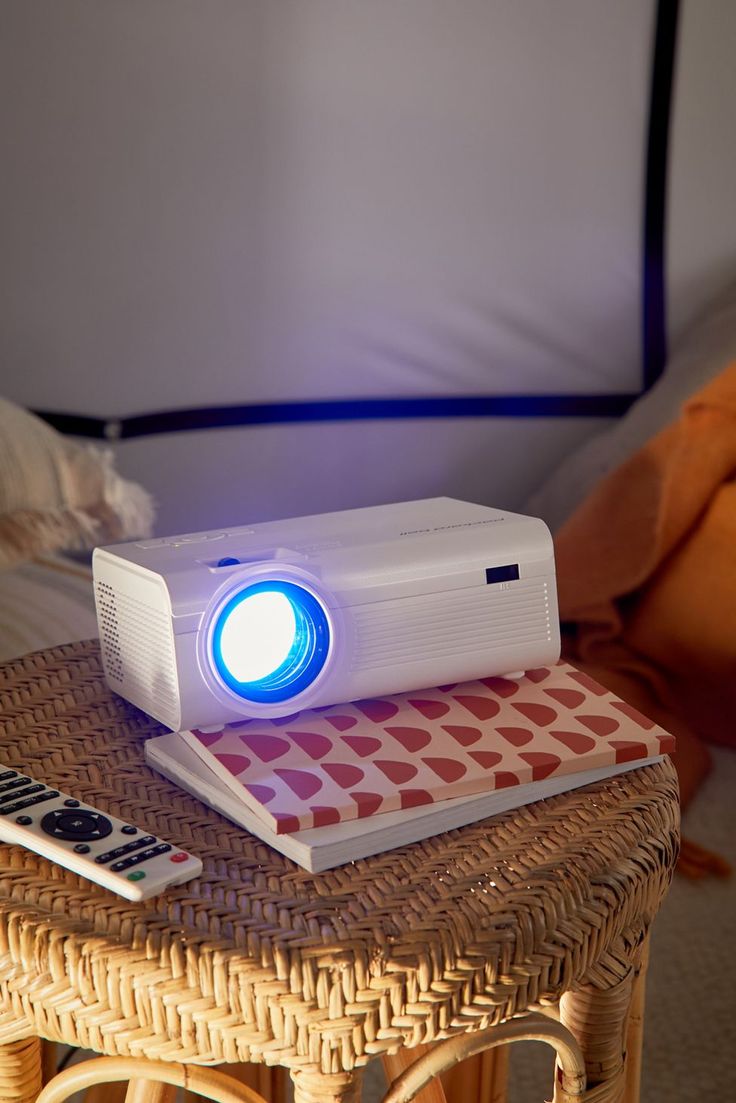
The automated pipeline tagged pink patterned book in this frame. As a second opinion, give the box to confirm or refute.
[178,663,675,835]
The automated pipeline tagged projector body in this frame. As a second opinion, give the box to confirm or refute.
[93,498,560,731]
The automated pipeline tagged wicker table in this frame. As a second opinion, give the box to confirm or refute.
[0,641,679,1103]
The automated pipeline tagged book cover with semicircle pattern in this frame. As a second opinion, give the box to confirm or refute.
[177,663,675,835]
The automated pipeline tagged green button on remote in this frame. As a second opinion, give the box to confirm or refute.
[127,870,146,881]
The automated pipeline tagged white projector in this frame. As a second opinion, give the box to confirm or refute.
[93,498,560,731]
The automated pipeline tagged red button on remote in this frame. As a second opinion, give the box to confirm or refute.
[170,852,188,863]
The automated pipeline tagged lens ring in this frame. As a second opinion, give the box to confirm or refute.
[211,580,330,703]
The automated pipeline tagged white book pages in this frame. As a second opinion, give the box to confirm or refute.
[145,732,662,873]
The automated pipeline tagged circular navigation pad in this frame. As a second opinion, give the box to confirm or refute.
[41,808,113,842]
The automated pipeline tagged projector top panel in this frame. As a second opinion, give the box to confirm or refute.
[96,498,548,572]
[94,498,555,614]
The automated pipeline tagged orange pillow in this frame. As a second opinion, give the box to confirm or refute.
[625,481,736,750]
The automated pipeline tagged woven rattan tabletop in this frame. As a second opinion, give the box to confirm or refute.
[0,640,679,1100]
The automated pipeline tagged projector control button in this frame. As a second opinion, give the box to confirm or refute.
[164,532,228,547]
[40,809,114,842]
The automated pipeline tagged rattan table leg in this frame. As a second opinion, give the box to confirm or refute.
[622,935,651,1103]
[383,1044,508,1103]
[183,1063,287,1103]
[382,1046,448,1103]
[124,1079,177,1103]
[0,1037,43,1102]
[559,936,645,1103]
[290,1068,361,1103]
[442,1047,509,1103]
[41,1040,58,1086]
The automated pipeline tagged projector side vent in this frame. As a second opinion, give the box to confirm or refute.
[351,579,552,671]
[96,582,124,682]
[95,579,180,726]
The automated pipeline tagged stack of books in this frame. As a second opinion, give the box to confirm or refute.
[144,663,674,872]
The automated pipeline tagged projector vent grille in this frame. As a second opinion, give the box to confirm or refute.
[95,580,179,724]
[352,579,551,670]
[96,581,124,682]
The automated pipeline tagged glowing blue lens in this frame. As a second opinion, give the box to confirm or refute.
[212,581,330,703]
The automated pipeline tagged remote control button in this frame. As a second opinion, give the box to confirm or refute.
[95,836,157,865]
[63,799,80,808]
[2,792,60,816]
[111,844,171,873]
[96,849,123,864]
[74,844,91,854]
[0,783,43,805]
[170,853,189,863]
[0,777,30,795]
[130,847,157,865]
[0,771,17,782]
[121,825,138,835]
[15,816,33,825]
[127,871,146,881]
[40,809,113,842]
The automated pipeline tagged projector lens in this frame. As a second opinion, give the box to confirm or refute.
[212,581,330,703]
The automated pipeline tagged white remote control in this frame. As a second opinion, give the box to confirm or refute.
[0,765,203,901]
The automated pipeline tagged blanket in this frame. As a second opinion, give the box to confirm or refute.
[555,362,736,877]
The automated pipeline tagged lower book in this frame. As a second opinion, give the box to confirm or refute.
[145,731,664,873]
